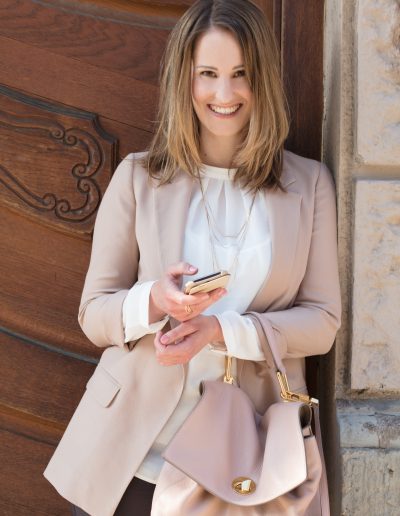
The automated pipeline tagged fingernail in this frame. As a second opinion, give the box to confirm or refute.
[189,265,197,272]
[161,335,169,344]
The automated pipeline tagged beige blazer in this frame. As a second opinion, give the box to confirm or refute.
[43,150,341,516]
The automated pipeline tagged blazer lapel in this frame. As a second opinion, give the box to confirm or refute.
[153,170,194,277]
[247,164,301,312]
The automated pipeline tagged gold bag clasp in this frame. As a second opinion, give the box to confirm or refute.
[232,477,256,495]
[223,356,234,384]
[277,371,319,407]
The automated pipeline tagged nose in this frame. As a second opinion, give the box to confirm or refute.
[214,77,235,104]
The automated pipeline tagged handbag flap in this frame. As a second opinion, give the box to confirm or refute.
[163,380,314,506]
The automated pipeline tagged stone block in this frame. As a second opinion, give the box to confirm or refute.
[337,399,400,449]
[341,449,400,516]
[351,180,400,391]
[356,0,400,165]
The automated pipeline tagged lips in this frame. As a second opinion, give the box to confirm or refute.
[208,104,242,116]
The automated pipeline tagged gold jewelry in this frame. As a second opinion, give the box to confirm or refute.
[200,195,249,241]
[184,305,193,314]
[198,175,256,279]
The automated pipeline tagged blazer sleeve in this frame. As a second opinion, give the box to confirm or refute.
[78,154,139,348]
[246,163,341,360]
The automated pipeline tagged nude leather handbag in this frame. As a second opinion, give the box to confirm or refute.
[151,314,325,516]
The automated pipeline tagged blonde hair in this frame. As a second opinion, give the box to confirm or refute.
[141,0,289,191]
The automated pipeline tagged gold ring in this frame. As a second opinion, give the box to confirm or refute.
[184,305,193,314]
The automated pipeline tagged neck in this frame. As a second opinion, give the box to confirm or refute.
[199,129,242,168]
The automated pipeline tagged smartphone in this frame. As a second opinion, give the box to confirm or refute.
[184,270,230,295]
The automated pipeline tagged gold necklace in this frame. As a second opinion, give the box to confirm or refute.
[198,175,257,279]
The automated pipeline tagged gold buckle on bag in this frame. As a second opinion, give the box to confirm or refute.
[232,477,256,495]
[223,356,234,384]
[276,371,319,407]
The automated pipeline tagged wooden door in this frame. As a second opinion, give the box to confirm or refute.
[0,1,324,513]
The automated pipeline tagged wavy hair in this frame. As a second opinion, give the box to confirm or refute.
[141,0,289,191]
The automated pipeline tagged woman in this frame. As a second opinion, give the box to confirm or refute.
[44,0,341,515]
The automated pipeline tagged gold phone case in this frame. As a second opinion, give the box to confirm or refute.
[184,271,230,295]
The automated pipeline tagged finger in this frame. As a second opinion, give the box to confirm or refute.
[187,288,226,313]
[167,262,198,279]
[172,289,226,322]
[161,322,196,345]
[155,334,176,366]
[210,287,227,297]
[169,290,210,307]
[155,335,184,365]
[154,331,168,353]
[205,287,227,303]
[157,337,194,364]
[162,274,210,308]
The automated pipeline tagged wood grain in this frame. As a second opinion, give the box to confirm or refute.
[0,331,95,426]
[0,202,102,356]
[0,420,71,515]
[99,116,153,159]
[282,0,324,159]
[0,331,94,515]
[0,35,158,132]
[0,0,173,84]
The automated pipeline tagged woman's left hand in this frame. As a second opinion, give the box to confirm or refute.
[154,315,224,366]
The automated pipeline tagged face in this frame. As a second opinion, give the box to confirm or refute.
[191,27,253,141]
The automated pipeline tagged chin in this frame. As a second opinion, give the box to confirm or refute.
[204,121,246,135]
[209,129,246,139]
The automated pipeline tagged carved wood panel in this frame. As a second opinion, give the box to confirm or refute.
[0,85,117,234]
[0,1,324,513]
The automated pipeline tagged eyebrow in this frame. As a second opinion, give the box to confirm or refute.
[195,65,244,70]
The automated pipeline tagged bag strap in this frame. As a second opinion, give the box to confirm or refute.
[245,311,286,373]
[224,311,318,407]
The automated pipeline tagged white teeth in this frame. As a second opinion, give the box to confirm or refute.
[209,104,241,115]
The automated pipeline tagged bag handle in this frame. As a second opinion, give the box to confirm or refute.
[224,312,318,407]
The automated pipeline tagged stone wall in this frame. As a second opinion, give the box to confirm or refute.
[323,1,400,514]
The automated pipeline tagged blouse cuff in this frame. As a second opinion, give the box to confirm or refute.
[214,311,265,361]
[123,280,169,343]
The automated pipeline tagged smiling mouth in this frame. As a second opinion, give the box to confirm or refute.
[208,104,242,115]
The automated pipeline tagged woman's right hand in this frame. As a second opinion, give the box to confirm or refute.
[149,262,226,323]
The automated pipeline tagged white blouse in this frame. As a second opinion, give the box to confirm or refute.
[122,163,271,482]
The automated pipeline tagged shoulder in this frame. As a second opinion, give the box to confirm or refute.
[282,150,334,193]
[98,152,151,209]
[109,151,150,191]
[114,151,148,177]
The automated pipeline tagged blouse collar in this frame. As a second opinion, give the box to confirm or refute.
[199,163,238,181]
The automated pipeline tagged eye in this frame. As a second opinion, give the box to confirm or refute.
[200,70,217,78]
[233,69,246,78]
